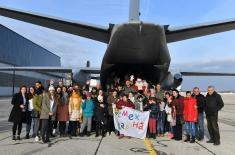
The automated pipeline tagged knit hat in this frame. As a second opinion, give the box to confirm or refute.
[48,86,55,91]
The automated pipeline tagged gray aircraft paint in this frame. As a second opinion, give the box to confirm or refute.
[1,0,235,89]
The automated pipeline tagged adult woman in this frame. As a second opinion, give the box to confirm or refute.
[94,90,107,137]
[57,86,69,137]
[9,85,27,140]
[25,86,35,139]
[40,86,58,143]
[69,88,82,137]
[106,90,118,135]
[172,89,184,141]
[51,87,62,136]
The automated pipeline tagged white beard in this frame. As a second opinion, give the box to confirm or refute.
[135,82,144,90]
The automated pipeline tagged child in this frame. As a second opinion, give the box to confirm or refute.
[184,91,198,143]
[144,97,160,139]
[116,94,135,139]
[134,94,144,112]
[157,99,166,137]
[165,95,176,139]
[79,92,94,137]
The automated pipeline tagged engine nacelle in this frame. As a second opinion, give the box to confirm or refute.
[161,72,183,90]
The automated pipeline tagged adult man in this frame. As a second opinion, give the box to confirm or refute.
[205,86,224,145]
[123,80,136,95]
[192,87,205,141]
[155,83,164,101]
[33,81,44,142]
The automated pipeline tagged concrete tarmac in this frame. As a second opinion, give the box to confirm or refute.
[0,93,234,155]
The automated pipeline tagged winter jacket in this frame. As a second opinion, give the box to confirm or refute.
[172,95,184,115]
[106,95,118,116]
[57,94,69,122]
[193,93,205,113]
[9,93,27,123]
[94,101,107,121]
[144,103,160,119]
[69,93,82,121]
[82,99,94,117]
[123,86,136,95]
[183,97,198,122]
[116,100,135,109]
[40,93,58,120]
[205,92,224,115]
[155,90,165,101]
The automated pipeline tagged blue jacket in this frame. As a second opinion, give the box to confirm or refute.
[82,99,94,117]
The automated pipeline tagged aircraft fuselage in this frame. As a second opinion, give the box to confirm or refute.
[101,22,171,88]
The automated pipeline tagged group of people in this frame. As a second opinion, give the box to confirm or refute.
[8,76,224,146]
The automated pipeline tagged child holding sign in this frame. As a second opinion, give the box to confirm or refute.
[116,94,135,139]
[144,97,160,139]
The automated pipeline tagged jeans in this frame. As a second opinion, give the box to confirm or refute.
[185,122,196,137]
[195,112,204,139]
[157,112,166,134]
[80,117,92,133]
[32,118,40,136]
[26,111,32,135]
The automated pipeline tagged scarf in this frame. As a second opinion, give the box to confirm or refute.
[70,92,81,110]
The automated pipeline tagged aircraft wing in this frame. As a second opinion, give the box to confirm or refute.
[165,19,235,43]
[0,66,72,73]
[181,71,235,76]
[0,7,110,43]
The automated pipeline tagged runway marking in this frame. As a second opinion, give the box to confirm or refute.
[94,136,103,155]
[144,138,157,155]
[195,141,216,155]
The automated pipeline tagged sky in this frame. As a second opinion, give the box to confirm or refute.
[1,0,235,91]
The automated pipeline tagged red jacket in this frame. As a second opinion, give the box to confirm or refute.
[183,97,198,122]
[134,85,146,92]
[116,100,135,109]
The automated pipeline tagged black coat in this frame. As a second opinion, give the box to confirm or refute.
[94,101,107,122]
[8,93,28,123]
[205,92,224,115]
[193,93,205,113]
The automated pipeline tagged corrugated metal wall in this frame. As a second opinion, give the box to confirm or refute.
[0,24,61,67]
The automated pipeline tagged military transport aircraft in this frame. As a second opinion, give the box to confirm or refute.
[1,0,235,89]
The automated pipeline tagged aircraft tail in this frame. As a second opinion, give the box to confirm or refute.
[129,0,140,22]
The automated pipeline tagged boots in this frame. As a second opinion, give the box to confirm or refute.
[86,131,91,137]
[12,135,16,140]
[190,136,195,143]
[184,135,190,142]
[79,132,84,137]
[16,135,21,140]
[152,133,156,139]
[25,133,30,139]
